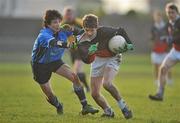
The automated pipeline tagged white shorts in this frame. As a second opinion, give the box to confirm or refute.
[165,48,180,61]
[151,52,168,64]
[90,54,121,77]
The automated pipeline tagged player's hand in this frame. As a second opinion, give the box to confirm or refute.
[126,43,134,50]
[117,43,133,53]
[60,24,72,31]
[88,43,98,55]
[69,42,77,49]
[67,35,76,44]
[117,47,127,53]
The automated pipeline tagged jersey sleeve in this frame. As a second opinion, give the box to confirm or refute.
[100,26,132,44]
[173,20,180,44]
[116,27,132,44]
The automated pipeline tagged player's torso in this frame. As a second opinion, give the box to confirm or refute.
[78,27,116,57]
[32,29,67,63]
[168,18,180,51]
[152,24,169,53]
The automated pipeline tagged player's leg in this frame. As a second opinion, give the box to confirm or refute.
[166,69,173,85]
[71,50,90,92]
[149,54,178,101]
[39,81,63,114]
[151,52,161,85]
[154,64,160,86]
[55,64,99,115]
[102,67,132,119]
[31,62,63,115]
[74,59,90,92]
[103,67,121,101]
[158,58,177,95]
[91,76,114,117]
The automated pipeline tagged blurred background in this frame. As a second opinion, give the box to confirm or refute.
[0,0,179,63]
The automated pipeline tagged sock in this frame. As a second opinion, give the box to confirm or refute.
[157,86,164,97]
[47,96,61,108]
[77,73,89,90]
[117,99,126,110]
[104,107,113,115]
[155,80,160,87]
[73,84,87,108]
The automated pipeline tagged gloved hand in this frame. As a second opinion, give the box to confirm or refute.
[126,43,134,50]
[67,35,76,44]
[60,24,72,31]
[117,43,133,53]
[69,42,77,49]
[88,43,98,55]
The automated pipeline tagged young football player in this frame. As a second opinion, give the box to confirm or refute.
[31,10,99,115]
[149,3,180,101]
[150,11,172,86]
[62,7,90,92]
[76,14,133,119]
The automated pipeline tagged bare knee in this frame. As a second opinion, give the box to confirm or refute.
[40,83,54,99]
[69,73,79,83]
[103,82,112,90]
[160,66,168,75]
[91,91,101,99]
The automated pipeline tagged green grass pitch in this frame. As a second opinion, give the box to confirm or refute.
[0,54,180,123]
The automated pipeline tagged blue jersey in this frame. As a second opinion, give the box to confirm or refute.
[31,27,72,63]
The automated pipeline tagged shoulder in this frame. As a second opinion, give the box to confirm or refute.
[97,26,117,36]
[39,28,53,37]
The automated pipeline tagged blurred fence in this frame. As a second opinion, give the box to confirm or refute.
[0,16,152,62]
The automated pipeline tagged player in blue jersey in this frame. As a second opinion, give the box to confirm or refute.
[31,10,99,115]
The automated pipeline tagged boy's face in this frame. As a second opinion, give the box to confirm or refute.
[63,11,75,22]
[153,13,162,23]
[48,18,61,32]
[84,27,97,38]
[166,8,178,22]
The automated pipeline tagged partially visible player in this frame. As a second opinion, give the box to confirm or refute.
[149,3,180,101]
[150,10,172,86]
[31,10,99,115]
[62,7,90,92]
[76,14,133,119]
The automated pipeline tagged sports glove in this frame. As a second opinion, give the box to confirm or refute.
[88,43,98,55]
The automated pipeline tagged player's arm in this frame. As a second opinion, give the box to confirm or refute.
[77,41,97,64]
[103,26,133,50]
[114,27,134,51]
[173,21,180,44]
[115,27,132,44]
[60,24,77,47]
[149,26,157,47]
[49,39,69,48]
[49,36,77,49]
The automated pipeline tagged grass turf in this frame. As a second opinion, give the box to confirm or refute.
[0,54,180,123]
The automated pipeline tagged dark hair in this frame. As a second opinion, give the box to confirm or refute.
[43,9,62,27]
[82,14,98,28]
[166,3,179,13]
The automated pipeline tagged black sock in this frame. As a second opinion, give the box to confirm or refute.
[73,84,87,108]
[46,96,62,109]
[77,73,89,90]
